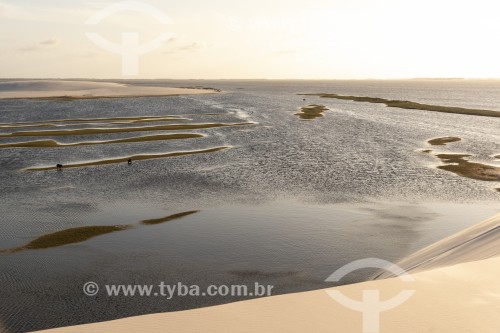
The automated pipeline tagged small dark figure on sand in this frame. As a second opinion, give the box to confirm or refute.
[56,164,63,170]
[128,159,132,165]
[303,98,306,102]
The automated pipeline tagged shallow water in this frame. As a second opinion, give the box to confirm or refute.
[1,80,500,332]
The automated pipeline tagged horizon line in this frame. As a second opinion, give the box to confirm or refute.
[2,77,500,81]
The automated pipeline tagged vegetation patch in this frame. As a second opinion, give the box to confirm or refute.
[436,154,500,181]
[295,104,329,120]
[140,211,200,225]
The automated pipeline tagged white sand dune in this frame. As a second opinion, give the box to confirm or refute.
[33,257,500,333]
[374,213,500,279]
[32,214,500,333]
[0,80,216,99]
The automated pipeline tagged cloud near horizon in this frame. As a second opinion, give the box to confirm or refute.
[2,0,500,79]
[17,38,62,52]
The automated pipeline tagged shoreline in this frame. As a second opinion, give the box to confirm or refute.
[32,257,500,333]
[0,80,219,100]
[31,213,500,333]
[302,93,500,118]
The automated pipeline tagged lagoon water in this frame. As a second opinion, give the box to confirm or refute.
[1,80,500,332]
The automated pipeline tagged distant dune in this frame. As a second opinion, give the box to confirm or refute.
[0,80,218,99]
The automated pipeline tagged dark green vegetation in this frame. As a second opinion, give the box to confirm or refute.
[141,211,200,225]
[301,93,500,118]
[4,226,130,253]
[428,137,462,146]
[1,211,200,254]
[0,122,253,138]
[295,104,329,120]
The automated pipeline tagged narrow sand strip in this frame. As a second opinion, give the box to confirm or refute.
[25,146,230,171]
[0,122,253,138]
[0,115,185,127]
[302,93,500,118]
[0,134,204,149]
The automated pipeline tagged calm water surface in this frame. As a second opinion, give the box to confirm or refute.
[1,80,500,332]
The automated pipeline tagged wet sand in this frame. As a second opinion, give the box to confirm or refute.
[419,136,500,182]
[25,147,230,171]
[0,123,253,138]
[428,137,461,146]
[0,115,184,126]
[0,134,204,149]
[303,93,500,118]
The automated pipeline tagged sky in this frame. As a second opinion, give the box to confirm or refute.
[1,0,500,79]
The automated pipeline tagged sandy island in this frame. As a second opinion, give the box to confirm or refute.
[302,93,500,118]
[32,212,500,333]
[0,80,218,99]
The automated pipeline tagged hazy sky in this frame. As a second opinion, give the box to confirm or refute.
[1,0,500,79]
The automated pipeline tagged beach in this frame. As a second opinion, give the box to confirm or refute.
[32,213,500,333]
[0,80,217,99]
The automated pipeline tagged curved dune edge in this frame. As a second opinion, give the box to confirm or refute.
[30,214,500,333]
[374,212,500,279]
[31,257,500,333]
[0,80,219,99]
